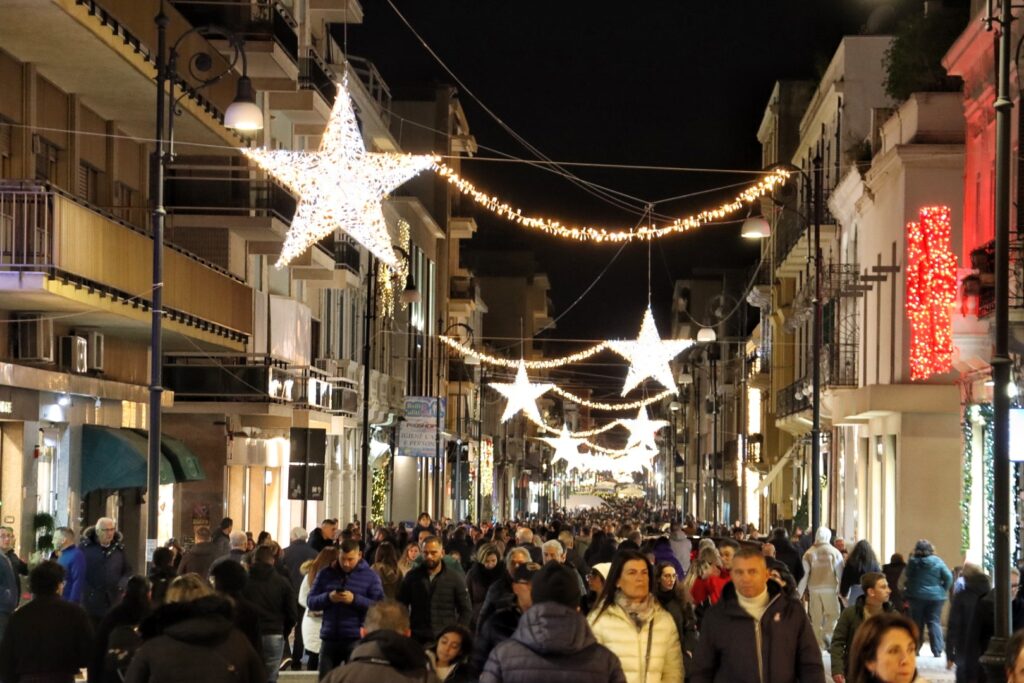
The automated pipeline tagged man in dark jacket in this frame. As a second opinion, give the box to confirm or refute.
[398,536,472,645]
[692,546,824,683]
[477,547,531,633]
[770,527,805,583]
[322,600,438,683]
[80,518,133,625]
[309,519,338,553]
[481,561,626,683]
[211,517,233,556]
[0,560,93,683]
[210,557,263,652]
[243,544,297,683]
[308,538,385,677]
[283,526,318,670]
[473,563,537,671]
[946,563,990,683]
[177,526,222,579]
[829,572,894,682]
[965,565,1024,683]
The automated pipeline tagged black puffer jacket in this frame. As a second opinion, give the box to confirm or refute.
[242,562,297,636]
[322,629,439,683]
[947,572,991,667]
[398,562,472,644]
[691,581,824,683]
[481,601,626,683]
[81,527,133,619]
[128,595,265,683]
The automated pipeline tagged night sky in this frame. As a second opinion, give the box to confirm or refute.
[343,1,909,389]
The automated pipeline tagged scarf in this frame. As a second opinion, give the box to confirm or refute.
[614,590,657,629]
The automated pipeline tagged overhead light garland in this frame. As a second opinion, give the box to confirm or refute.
[433,161,790,243]
[549,385,675,411]
[490,360,554,423]
[440,335,610,368]
[905,205,957,381]
[607,307,694,395]
[242,79,435,267]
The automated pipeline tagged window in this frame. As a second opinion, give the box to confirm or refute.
[112,182,140,226]
[34,135,59,182]
[78,162,100,204]
[0,118,11,179]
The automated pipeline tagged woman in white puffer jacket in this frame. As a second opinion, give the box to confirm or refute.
[588,549,684,683]
[299,547,338,671]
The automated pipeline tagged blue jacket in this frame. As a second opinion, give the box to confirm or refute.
[903,554,953,602]
[0,553,16,614]
[57,544,86,604]
[307,559,384,641]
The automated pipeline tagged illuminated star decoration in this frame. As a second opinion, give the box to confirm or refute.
[490,360,554,423]
[541,424,588,470]
[242,79,436,268]
[607,307,694,395]
[619,406,668,453]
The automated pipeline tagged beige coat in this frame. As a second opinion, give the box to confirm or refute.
[588,602,684,683]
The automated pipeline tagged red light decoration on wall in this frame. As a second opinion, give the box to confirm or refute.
[906,205,958,381]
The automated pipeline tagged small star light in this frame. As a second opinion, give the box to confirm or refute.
[619,406,668,453]
[607,307,694,395]
[542,424,587,468]
[490,360,554,423]
[242,79,436,268]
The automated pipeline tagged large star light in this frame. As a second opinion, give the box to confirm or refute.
[242,80,436,268]
[607,307,694,395]
[541,424,588,469]
[490,361,554,423]
[619,406,668,453]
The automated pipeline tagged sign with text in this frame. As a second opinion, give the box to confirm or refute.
[399,397,446,458]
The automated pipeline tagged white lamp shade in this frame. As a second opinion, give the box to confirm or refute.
[225,100,264,131]
[741,216,771,239]
[697,327,717,343]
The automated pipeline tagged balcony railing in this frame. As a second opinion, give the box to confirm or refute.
[772,189,835,268]
[971,239,1024,318]
[322,234,360,275]
[164,354,358,415]
[450,276,477,301]
[0,182,251,339]
[170,0,299,62]
[777,377,811,417]
[300,50,338,106]
[166,166,297,224]
[823,342,858,388]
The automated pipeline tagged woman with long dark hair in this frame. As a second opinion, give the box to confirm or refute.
[426,624,475,683]
[587,550,683,683]
[93,575,152,683]
[846,612,921,683]
[841,540,882,603]
[372,541,402,599]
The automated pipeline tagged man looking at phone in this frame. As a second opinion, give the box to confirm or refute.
[308,538,385,679]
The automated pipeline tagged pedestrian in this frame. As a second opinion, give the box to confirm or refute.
[177,526,221,579]
[830,572,895,683]
[845,612,921,683]
[411,513,437,547]
[81,517,133,626]
[466,544,503,627]
[770,527,805,583]
[797,526,845,649]
[1006,628,1024,683]
[669,522,692,575]
[372,541,403,600]
[840,540,881,604]
[964,566,1022,683]
[321,600,439,683]
[0,527,27,582]
[541,539,587,598]
[686,545,727,608]
[283,526,317,670]
[481,561,627,683]
[655,561,698,676]
[242,544,297,682]
[309,519,339,553]
[162,540,183,572]
[426,625,474,683]
[126,591,265,683]
[900,539,952,658]
[477,547,530,631]
[558,529,591,581]
[588,549,683,683]
[398,536,472,645]
[299,547,339,673]
[54,526,86,604]
[308,538,385,678]
[211,517,233,556]
[92,575,152,683]
[691,546,823,683]
[945,562,989,683]
[717,539,738,579]
[209,557,263,653]
[398,542,420,576]
[0,561,93,683]
[583,562,610,614]
[473,563,538,671]
[147,548,177,606]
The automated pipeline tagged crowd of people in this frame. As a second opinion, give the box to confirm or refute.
[0,504,1023,683]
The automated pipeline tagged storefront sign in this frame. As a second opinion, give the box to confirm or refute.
[399,397,446,458]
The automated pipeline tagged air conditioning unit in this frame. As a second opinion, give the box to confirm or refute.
[87,331,104,372]
[14,314,54,363]
[58,336,88,374]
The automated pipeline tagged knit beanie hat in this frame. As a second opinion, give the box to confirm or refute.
[530,562,581,608]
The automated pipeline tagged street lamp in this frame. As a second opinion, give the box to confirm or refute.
[147,8,262,559]
[741,215,772,240]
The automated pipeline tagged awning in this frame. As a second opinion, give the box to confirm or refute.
[81,426,175,494]
[130,429,206,482]
[753,444,799,494]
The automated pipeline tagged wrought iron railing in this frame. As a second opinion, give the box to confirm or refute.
[171,0,299,63]
[777,377,811,417]
[971,239,1024,318]
[166,168,297,224]
[822,342,858,387]
[300,50,338,106]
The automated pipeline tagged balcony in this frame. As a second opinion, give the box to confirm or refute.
[823,342,858,388]
[450,276,478,302]
[308,0,364,24]
[171,0,299,91]
[166,162,295,245]
[268,48,336,126]
[746,349,771,390]
[776,377,811,419]
[969,239,1024,320]
[0,182,251,345]
[772,197,838,279]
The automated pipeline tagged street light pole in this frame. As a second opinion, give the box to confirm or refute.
[810,153,823,535]
[981,1,1014,678]
[359,258,376,539]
